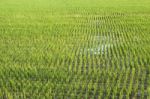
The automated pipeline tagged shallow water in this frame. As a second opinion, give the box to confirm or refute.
[80,36,113,55]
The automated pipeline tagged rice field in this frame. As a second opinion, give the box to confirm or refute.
[0,0,150,99]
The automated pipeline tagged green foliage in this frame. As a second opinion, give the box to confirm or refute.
[0,0,150,98]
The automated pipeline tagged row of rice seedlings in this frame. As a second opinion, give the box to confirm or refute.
[0,68,148,98]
